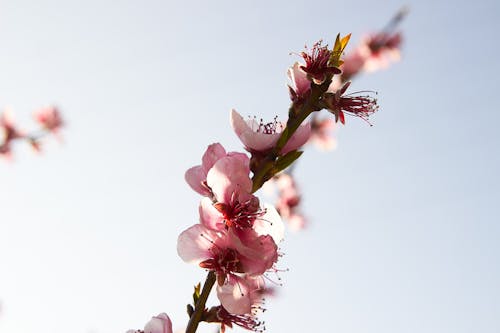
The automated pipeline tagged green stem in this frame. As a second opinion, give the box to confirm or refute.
[185,271,217,333]
[252,76,332,193]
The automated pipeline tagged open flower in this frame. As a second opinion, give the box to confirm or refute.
[197,152,285,242]
[309,117,337,151]
[33,106,63,134]
[177,224,278,285]
[185,143,249,197]
[230,109,311,154]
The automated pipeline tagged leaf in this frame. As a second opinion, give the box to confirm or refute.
[329,33,351,67]
[192,283,201,304]
[273,150,303,174]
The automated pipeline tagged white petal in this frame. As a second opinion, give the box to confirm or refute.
[253,204,285,243]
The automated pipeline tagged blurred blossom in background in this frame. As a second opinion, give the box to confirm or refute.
[0,0,499,333]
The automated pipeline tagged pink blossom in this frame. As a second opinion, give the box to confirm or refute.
[127,313,173,333]
[340,32,402,80]
[340,48,367,80]
[185,143,249,197]
[363,32,402,72]
[309,117,337,151]
[198,153,285,242]
[287,62,311,103]
[275,173,307,231]
[230,109,311,154]
[177,224,278,284]
[33,106,63,133]
[0,110,24,158]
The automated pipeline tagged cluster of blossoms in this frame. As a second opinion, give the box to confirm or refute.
[0,106,63,160]
[272,15,404,231]
[130,14,405,330]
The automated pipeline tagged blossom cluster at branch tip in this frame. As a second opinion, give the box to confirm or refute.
[0,106,64,159]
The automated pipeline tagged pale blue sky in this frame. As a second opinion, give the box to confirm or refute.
[0,0,499,332]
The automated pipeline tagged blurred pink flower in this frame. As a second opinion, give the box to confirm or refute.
[340,49,367,80]
[33,106,63,133]
[309,117,337,151]
[340,32,402,80]
[363,32,402,72]
[275,173,307,231]
[230,109,311,154]
[0,110,24,159]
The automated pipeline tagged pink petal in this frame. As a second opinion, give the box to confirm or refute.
[201,143,227,173]
[281,121,311,154]
[287,62,311,98]
[199,197,225,231]
[230,109,279,152]
[177,224,216,264]
[185,165,210,196]
[229,229,278,276]
[217,276,253,315]
[144,313,173,333]
[252,204,285,244]
[206,155,252,204]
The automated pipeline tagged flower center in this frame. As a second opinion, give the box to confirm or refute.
[214,196,265,230]
[200,247,243,275]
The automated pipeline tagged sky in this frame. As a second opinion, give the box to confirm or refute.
[0,0,499,332]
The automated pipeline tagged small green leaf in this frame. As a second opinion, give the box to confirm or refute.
[192,283,201,304]
[274,150,303,174]
[329,33,351,67]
